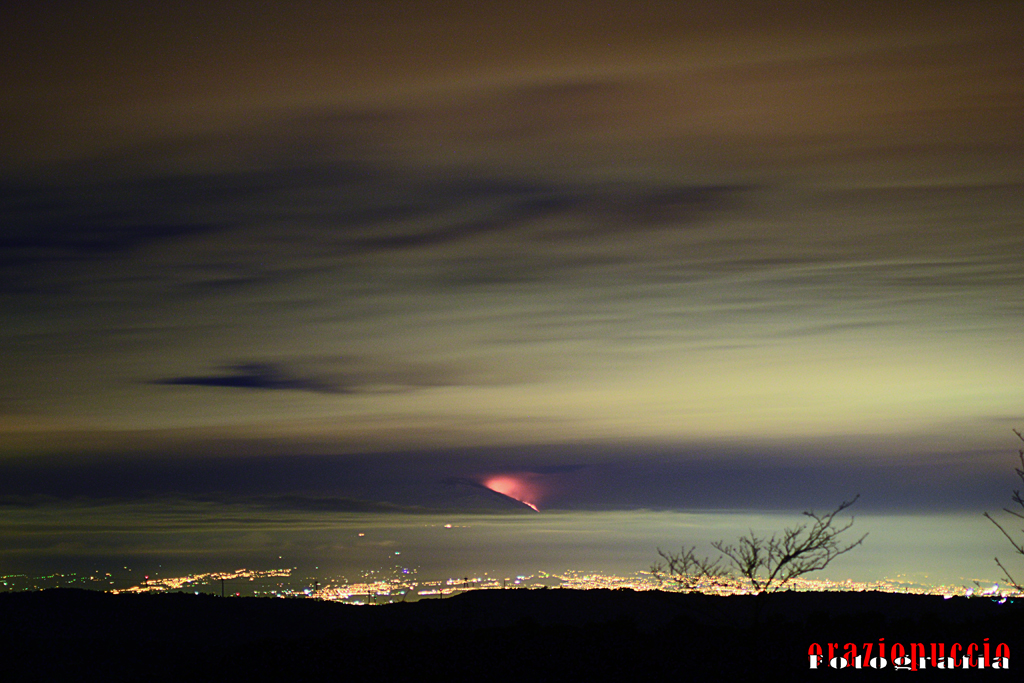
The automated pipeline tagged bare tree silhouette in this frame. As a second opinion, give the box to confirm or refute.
[654,496,866,594]
[650,545,728,592]
[984,429,1024,593]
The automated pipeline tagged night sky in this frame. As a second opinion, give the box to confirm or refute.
[1,1,1022,585]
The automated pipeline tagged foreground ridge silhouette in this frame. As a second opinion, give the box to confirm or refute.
[2,588,1021,681]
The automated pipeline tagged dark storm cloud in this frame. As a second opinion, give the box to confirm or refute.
[153,356,537,398]
[0,446,1010,515]
[10,95,1009,317]
[0,493,420,515]
[0,179,224,291]
[156,363,348,395]
[0,124,759,308]
[525,464,589,475]
[558,459,1009,514]
[346,193,576,251]
[0,452,564,514]
[242,494,428,514]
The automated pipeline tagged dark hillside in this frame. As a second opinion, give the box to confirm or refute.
[1,588,1019,681]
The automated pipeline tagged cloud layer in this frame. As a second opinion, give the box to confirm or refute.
[0,2,1021,510]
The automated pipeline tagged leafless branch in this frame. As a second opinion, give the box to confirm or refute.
[654,496,866,595]
[710,496,866,593]
[984,429,1024,592]
[651,545,730,591]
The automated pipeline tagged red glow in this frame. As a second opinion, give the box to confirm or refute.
[482,474,541,511]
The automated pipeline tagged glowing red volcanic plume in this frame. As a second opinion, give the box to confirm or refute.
[481,474,542,511]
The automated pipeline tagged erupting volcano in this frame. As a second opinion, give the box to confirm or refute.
[481,474,541,511]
